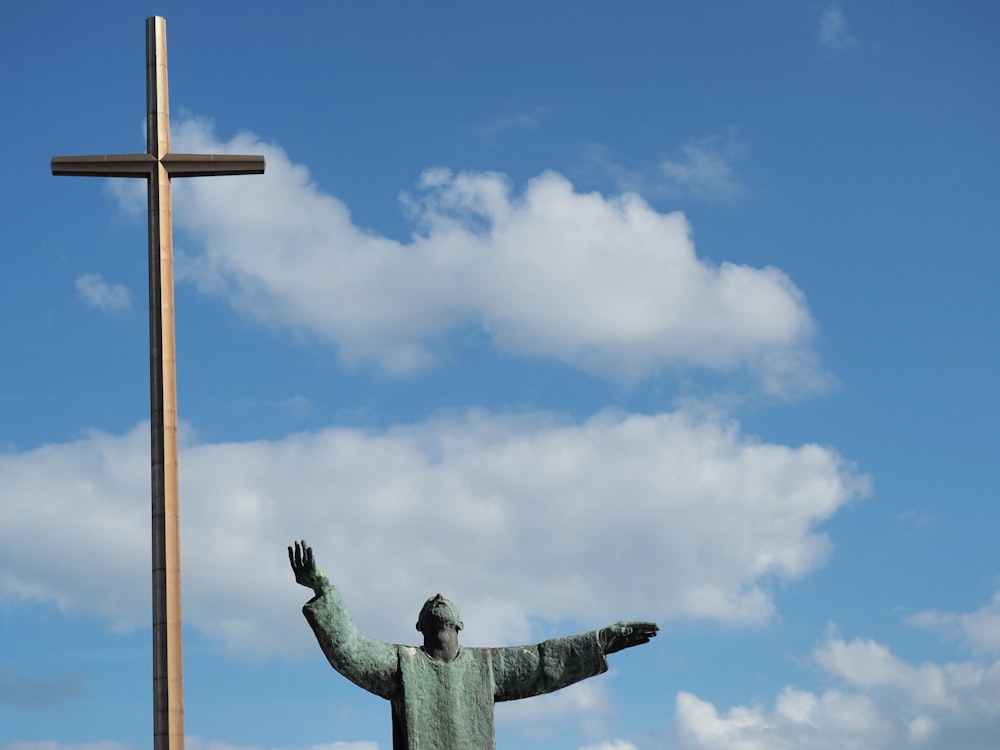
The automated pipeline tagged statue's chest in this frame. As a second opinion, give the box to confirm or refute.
[398,648,496,749]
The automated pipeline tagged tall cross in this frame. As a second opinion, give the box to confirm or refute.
[51,17,265,750]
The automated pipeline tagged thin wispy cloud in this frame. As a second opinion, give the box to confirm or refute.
[819,5,859,50]
[260,395,312,419]
[896,507,935,528]
[74,273,131,311]
[658,140,746,203]
[481,112,541,135]
[0,668,83,709]
[589,135,747,205]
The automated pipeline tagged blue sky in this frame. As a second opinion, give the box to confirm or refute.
[2,2,999,749]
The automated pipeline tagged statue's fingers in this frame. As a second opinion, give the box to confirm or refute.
[288,544,295,569]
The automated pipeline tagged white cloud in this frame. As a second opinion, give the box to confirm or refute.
[0,408,865,658]
[0,744,132,750]
[150,118,824,395]
[818,5,858,50]
[814,626,966,712]
[674,595,1000,750]
[497,675,619,743]
[676,687,894,750]
[74,273,131,311]
[907,593,1000,658]
[498,676,613,723]
[577,741,638,750]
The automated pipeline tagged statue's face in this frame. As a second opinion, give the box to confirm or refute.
[416,593,463,633]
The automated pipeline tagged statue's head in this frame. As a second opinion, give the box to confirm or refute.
[416,593,463,633]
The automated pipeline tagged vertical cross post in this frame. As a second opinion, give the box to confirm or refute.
[51,17,265,750]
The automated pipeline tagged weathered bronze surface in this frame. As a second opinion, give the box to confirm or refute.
[290,541,658,749]
[51,17,264,750]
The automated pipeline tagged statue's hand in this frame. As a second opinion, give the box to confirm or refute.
[288,540,326,594]
[599,621,659,655]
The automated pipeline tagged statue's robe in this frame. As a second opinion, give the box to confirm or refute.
[303,581,608,750]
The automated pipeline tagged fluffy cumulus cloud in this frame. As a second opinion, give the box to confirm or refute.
[148,118,824,395]
[675,687,894,750]
[0,408,865,657]
[674,596,1000,750]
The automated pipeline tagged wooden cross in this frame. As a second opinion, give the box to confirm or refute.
[51,17,265,750]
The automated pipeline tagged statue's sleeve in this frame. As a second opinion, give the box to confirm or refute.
[491,631,608,702]
[302,578,399,700]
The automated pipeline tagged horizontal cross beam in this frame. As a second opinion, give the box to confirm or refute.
[52,153,266,178]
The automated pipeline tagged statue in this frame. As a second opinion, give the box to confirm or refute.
[289,540,659,749]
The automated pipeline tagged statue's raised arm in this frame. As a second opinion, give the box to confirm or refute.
[288,540,399,701]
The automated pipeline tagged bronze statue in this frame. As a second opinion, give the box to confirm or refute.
[289,540,658,749]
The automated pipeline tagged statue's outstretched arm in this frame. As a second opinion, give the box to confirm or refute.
[598,621,659,655]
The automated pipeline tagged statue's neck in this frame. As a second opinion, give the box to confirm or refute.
[423,628,460,662]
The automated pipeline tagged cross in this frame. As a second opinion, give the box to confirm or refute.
[51,17,264,750]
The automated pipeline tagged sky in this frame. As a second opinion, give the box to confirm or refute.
[2,1,999,748]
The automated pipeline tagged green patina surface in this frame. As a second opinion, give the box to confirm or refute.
[304,579,608,750]
[289,541,657,750]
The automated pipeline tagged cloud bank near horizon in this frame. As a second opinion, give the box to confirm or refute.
[0,408,865,658]
[675,593,1000,750]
